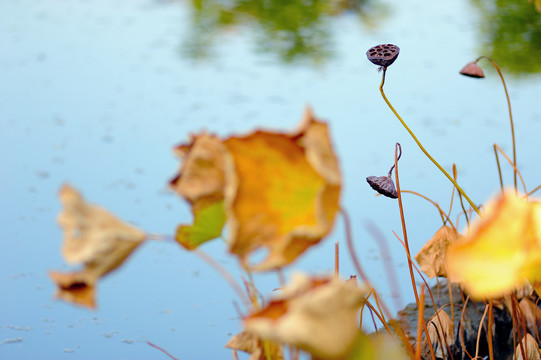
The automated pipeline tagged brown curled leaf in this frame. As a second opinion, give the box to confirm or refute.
[50,184,146,308]
[244,273,366,359]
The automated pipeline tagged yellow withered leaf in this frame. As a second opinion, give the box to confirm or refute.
[50,184,146,308]
[224,109,341,270]
[244,273,366,359]
[169,108,341,268]
[415,225,460,278]
[446,191,541,299]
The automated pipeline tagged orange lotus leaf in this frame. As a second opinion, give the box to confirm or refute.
[224,108,341,270]
[415,225,460,279]
[446,191,541,299]
[244,273,366,359]
[50,184,146,308]
[169,108,341,269]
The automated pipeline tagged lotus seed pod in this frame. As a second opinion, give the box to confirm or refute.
[366,44,400,67]
[366,175,398,199]
[459,62,485,78]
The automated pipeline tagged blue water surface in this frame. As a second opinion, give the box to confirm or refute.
[1,0,540,359]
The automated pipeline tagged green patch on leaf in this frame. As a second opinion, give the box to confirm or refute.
[176,200,226,250]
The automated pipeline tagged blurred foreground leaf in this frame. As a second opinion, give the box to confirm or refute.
[348,332,409,360]
[244,273,366,359]
[170,107,341,271]
[446,191,541,299]
[50,184,146,308]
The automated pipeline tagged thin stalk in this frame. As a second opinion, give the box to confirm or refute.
[334,241,339,277]
[453,165,470,228]
[493,145,504,192]
[528,184,541,197]
[343,208,413,355]
[476,55,517,191]
[400,189,455,230]
[379,68,480,216]
[147,341,179,360]
[194,249,251,307]
[494,144,528,194]
[367,302,380,333]
[392,229,453,360]
[474,305,490,359]
[487,300,494,360]
[393,143,437,360]
[446,175,457,227]
[458,296,474,359]
[415,286,425,360]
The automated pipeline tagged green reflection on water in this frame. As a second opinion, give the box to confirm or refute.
[182,0,383,63]
[473,0,541,75]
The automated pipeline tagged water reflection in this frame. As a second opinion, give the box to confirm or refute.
[472,0,541,75]
[181,0,384,63]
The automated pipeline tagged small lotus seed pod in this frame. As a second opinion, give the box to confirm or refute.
[459,62,485,78]
[366,44,400,67]
[366,175,398,199]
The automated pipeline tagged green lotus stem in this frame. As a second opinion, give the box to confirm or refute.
[476,56,517,191]
[379,68,480,216]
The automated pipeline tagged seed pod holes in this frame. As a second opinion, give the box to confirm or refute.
[366,44,400,67]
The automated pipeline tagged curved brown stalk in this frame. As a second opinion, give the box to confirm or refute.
[474,305,490,359]
[528,184,541,197]
[453,165,470,228]
[393,143,437,360]
[193,248,251,307]
[415,286,426,360]
[392,230,454,359]
[476,55,517,191]
[400,189,456,232]
[494,144,528,194]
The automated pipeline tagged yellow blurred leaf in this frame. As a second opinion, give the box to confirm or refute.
[348,332,409,360]
[244,273,366,359]
[415,225,460,278]
[446,191,541,299]
[224,108,341,270]
[50,184,146,308]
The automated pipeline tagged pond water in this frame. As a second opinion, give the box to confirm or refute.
[1,0,540,359]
